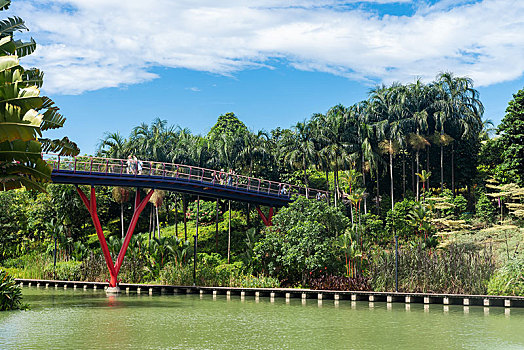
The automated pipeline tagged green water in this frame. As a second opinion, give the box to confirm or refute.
[1,288,524,349]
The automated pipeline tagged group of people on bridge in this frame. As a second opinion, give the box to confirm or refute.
[126,155,143,175]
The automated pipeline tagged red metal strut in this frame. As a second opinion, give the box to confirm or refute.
[76,186,153,287]
[256,206,274,227]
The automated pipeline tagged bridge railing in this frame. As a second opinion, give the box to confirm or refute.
[43,154,330,201]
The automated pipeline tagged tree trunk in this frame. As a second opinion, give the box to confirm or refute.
[426,147,430,190]
[174,194,178,236]
[156,205,160,239]
[246,203,250,228]
[440,143,444,193]
[334,165,339,207]
[389,140,394,211]
[325,169,329,192]
[411,152,415,195]
[362,153,367,214]
[215,199,219,253]
[416,150,420,202]
[376,166,380,215]
[183,196,187,241]
[451,144,455,196]
[402,154,406,198]
[120,203,124,239]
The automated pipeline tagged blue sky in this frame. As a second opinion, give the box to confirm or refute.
[11,0,524,154]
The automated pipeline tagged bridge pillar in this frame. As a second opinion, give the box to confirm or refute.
[256,206,274,226]
[76,186,153,288]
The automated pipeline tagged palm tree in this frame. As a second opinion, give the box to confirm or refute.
[369,85,410,210]
[281,121,317,187]
[97,132,129,159]
[434,72,484,193]
[314,105,358,205]
[416,170,432,201]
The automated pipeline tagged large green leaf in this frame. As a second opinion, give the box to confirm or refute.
[0,1,11,11]
[0,160,49,191]
[14,37,35,58]
[0,55,19,73]
[0,139,42,163]
[40,108,65,130]
[0,84,43,112]
[0,16,27,37]
[40,137,80,156]
[0,105,42,142]
[21,68,43,88]
[0,35,15,56]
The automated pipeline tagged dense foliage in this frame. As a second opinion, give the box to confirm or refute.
[0,269,24,310]
[0,2,523,298]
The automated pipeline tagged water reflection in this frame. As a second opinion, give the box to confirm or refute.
[4,288,524,350]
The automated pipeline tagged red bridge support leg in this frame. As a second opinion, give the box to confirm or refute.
[76,186,153,287]
[256,206,274,227]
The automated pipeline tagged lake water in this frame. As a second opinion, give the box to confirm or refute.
[1,288,523,349]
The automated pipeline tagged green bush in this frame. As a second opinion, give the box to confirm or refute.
[240,274,280,288]
[253,196,348,285]
[361,214,387,245]
[0,269,24,311]
[186,200,221,223]
[488,258,524,296]
[476,193,496,223]
[44,261,82,281]
[453,195,469,219]
[385,199,417,241]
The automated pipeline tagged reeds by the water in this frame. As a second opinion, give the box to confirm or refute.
[369,243,495,295]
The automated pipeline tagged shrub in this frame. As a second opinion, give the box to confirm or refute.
[385,199,417,241]
[361,214,387,245]
[308,273,370,291]
[186,200,220,224]
[240,274,280,288]
[453,195,469,219]
[44,261,82,281]
[487,258,524,296]
[0,269,24,311]
[253,196,348,285]
[476,193,496,223]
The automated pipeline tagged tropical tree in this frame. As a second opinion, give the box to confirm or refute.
[369,85,410,210]
[0,1,79,191]
[97,132,129,159]
[281,121,317,187]
[112,187,130,238]
[434,72,483,193]
[496,88,524,185]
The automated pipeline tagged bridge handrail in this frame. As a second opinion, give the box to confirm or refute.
[42,154,330,201]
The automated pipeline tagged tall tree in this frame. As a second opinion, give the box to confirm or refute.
[434,72,483,193]
[281,121,317,187]
[0,1,79,191]
[497,88,524,185]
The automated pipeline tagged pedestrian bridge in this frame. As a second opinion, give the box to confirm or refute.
[44,154,328,207]
[43,154,330,288]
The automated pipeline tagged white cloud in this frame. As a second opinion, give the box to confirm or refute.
[186,87,201,92]
[12,0,524,94]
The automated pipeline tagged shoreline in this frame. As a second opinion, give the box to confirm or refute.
[16,278,524,308]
